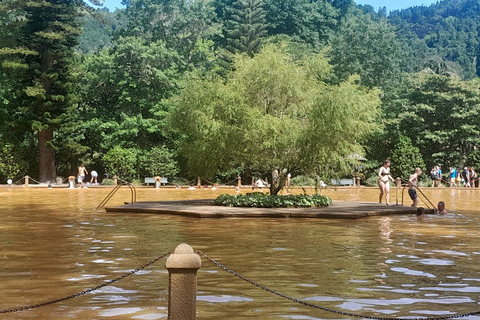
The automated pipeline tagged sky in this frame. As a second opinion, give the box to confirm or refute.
[97,0,439,13]
[355,0,439,12]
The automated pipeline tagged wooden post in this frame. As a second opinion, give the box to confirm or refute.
[166,244,201,320]
[355,177,360,187]
[395,177,401,206]
[113,176,118,186]
[395,177,402,188]
[237,176,241,188]
[24,175,29,187]
[197,177,201,189]
[155,176,161,189]
[251,177,255,188]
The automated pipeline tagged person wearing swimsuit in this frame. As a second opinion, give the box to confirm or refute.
[378,160,395,205]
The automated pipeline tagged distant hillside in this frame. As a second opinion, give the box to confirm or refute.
[388,0,480,79]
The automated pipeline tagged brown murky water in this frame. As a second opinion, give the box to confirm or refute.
[1,186,480,320]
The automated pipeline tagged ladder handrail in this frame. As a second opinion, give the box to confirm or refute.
[97,180,136,209]
[401,184,437,210]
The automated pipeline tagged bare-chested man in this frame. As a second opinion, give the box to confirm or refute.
[408,168,422,207]
[78,164,88,188]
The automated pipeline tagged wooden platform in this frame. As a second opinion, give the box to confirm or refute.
[104,200,434,219]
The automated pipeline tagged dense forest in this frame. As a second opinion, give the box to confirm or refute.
[1,0,480,184]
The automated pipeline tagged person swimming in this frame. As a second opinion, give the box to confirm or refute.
[435,201,448,215]
[416,207,425,219]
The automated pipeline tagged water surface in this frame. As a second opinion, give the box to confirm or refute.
[1,186,480,319]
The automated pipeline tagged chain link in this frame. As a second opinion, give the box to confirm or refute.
[197,250,480,320]
[0,251,171,314]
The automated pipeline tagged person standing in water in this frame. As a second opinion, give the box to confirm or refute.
[378,160,395,205]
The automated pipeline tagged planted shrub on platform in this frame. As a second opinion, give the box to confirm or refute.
[214,192,332,208]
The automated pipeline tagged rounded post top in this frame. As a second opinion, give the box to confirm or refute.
[166,243,201,270]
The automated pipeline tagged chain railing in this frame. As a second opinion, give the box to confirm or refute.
[0,251,171,314]
[197,250,480,320]
[4,245,480,319]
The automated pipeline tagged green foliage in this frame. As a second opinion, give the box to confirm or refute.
[224,0,268,56]
[386,73,480,168]
[118,0,220,67]
[1,0,87,181]
[101,178,114,185]
[390,135,426,180]
[290,175,315,187]
[214,192,332,207]
[76,9,115,54]
[330,8,403,88]
[102,146,137,179]
[466,150,480,168]
[0,144,26,179]
[171,43,381,195]
[171,177,191,186]
[263,0,338,48]
[389,0,480,79]
[365,175,379,187]
[138,146,179,178]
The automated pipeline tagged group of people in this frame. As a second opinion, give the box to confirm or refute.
[429,165,477,188]
[377,160,447,215]
[446,166,477,188]
[77,164,98,188]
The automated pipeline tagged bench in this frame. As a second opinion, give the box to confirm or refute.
[330,178,354,186]
[144,177,168,186]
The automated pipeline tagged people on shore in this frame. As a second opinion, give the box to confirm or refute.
[469,167,476,188]
[430,166,441,187]
[90,170,98,184]
[377,160,395,205]
[449,167,457,187]
[77,164,88,188]
[408,168,422,207]
[462,167,470,187]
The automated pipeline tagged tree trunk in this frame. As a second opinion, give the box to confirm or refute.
[38,129,56,182]
[269,170,287,196]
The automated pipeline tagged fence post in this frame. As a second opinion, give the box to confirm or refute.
[113,176,118,186]
[237,176,241,188]
[166,243,201,320]
[477,177,480,189]
[197,177,201,189]
[396,177,401,188]
[24,175,29,187]
[155,176,161,189]
[355,177,360,187]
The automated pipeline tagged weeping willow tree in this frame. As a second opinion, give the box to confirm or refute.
[171,43,381,194]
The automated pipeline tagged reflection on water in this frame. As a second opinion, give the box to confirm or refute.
[1,186,480,319]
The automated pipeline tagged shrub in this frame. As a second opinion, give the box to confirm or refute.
[214,192,332,208]
[102,147,137,179]
[365,175,379,187]
[290,175,315,186]
[171,177,191,186]
[102,178,114,185]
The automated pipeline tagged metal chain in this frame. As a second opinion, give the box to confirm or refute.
[197,250,480,320]
[0,251,171,314]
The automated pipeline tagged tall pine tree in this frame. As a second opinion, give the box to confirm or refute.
[224,0,268,57]
[1,0,89,181]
